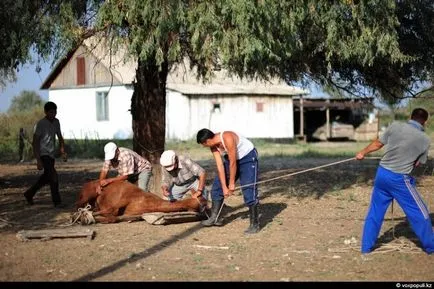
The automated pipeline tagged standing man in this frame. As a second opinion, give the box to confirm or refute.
[160,150,208,201]
[356,108,434,254]
[196,128,260,234]
[98,142,152,193]
[24,101,66,207]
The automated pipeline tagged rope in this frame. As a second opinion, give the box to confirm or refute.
[330,237,423,254]
[194,196,210,219]
[213,157,359,224]
[68,204,95,226]
[237,157,357,190]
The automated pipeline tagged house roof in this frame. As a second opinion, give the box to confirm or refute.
[293,97,375,110]
[41,37,309,96]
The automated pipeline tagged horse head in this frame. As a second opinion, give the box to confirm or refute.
[76,179,99,209]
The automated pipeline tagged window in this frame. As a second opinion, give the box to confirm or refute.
[212,103,221,113]
[96,91,109,121]
[256,102,264,112]
[76,57,85,85]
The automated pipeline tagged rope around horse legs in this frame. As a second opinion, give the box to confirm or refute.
[69,204,95,225]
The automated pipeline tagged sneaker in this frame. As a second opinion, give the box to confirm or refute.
[24,194,34,205]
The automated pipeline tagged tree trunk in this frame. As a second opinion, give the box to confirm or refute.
[131,56,168,196]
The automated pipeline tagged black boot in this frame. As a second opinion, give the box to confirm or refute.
[244,204,260,234]
[201,199,224,227]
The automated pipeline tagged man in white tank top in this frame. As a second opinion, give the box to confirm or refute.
[196,128,260,234]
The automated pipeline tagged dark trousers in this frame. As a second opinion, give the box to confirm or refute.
[25,156,61,204]
[210,149,259,207]
[19,143,24,161]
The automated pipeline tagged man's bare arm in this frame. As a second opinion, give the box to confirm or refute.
[356,139,384,160]
[223,132,237,191]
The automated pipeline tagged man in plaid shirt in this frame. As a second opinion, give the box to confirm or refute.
[98,142,152,193]
[160,150,208,201]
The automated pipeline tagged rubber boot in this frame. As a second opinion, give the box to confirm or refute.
[201,199,224,227]
[244,204,260,234]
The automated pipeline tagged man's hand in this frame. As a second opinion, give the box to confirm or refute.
[223,186,234,198]
[355,152,365,160]
[100,179,110,187]
[191,190,202,199]
[162,187,170,197]
[96,185,102,195]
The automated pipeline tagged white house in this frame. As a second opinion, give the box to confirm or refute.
[41,39,309,141]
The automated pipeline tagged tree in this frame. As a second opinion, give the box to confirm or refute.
[8,90,43,113]
[1,0,434,165]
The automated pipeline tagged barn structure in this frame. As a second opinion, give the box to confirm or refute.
[293,97,379,142]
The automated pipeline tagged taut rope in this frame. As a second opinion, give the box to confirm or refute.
[214,157,359,225]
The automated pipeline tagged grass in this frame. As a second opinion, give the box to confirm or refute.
[168,139,381,161]
[0,136,386,163]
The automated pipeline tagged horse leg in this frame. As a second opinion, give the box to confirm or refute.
[92,207,120,223]
[94,214,119,223]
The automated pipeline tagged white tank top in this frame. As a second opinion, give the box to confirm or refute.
[219,131,254,160]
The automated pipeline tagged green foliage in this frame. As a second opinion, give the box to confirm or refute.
[1,0,434,159]
[64,138,132,160]
[8,90,43,113]
[0,0,98,72]
[0,108,44,161]
[378,95,434,135]
[408,96,434,133]
[3,0,433,101]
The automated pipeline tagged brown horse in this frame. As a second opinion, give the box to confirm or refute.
[75,180,207,223]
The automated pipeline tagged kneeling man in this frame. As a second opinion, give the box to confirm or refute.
[160,150,208,201]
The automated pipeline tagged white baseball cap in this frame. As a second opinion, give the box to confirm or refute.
[104,142,118,160]
[160,150,177,171]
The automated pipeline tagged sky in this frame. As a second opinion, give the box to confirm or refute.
[0,61,52,112]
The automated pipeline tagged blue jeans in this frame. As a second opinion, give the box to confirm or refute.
[168,179,208,201]
[138,169,152,192]
[362,166,434,254]
[210,149,259,207]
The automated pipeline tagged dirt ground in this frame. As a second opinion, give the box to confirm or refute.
[0,155,433,282]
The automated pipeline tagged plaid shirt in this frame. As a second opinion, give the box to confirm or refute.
[161,155,205,187]
[102,147,152,176]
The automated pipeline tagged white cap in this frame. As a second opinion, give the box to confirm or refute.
[160,150,177,171]
[104,142,118,160]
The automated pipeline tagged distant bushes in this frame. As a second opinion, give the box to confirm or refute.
[0,108,43,162]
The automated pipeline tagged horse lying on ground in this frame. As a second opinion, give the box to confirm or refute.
[74,180,208,224]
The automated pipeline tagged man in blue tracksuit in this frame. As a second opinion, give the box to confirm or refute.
[356,108,434,254]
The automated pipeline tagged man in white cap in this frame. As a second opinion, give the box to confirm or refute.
[98,142,152,193]
[160,150,208,201]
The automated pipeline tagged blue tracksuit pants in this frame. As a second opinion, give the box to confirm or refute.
[210,149,259,207]
[362,165,434,254]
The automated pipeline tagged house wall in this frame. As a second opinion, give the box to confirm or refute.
[49,86,133,139]
[165,92,295,140]
[49,88,295,141]
[165,90,192,140]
